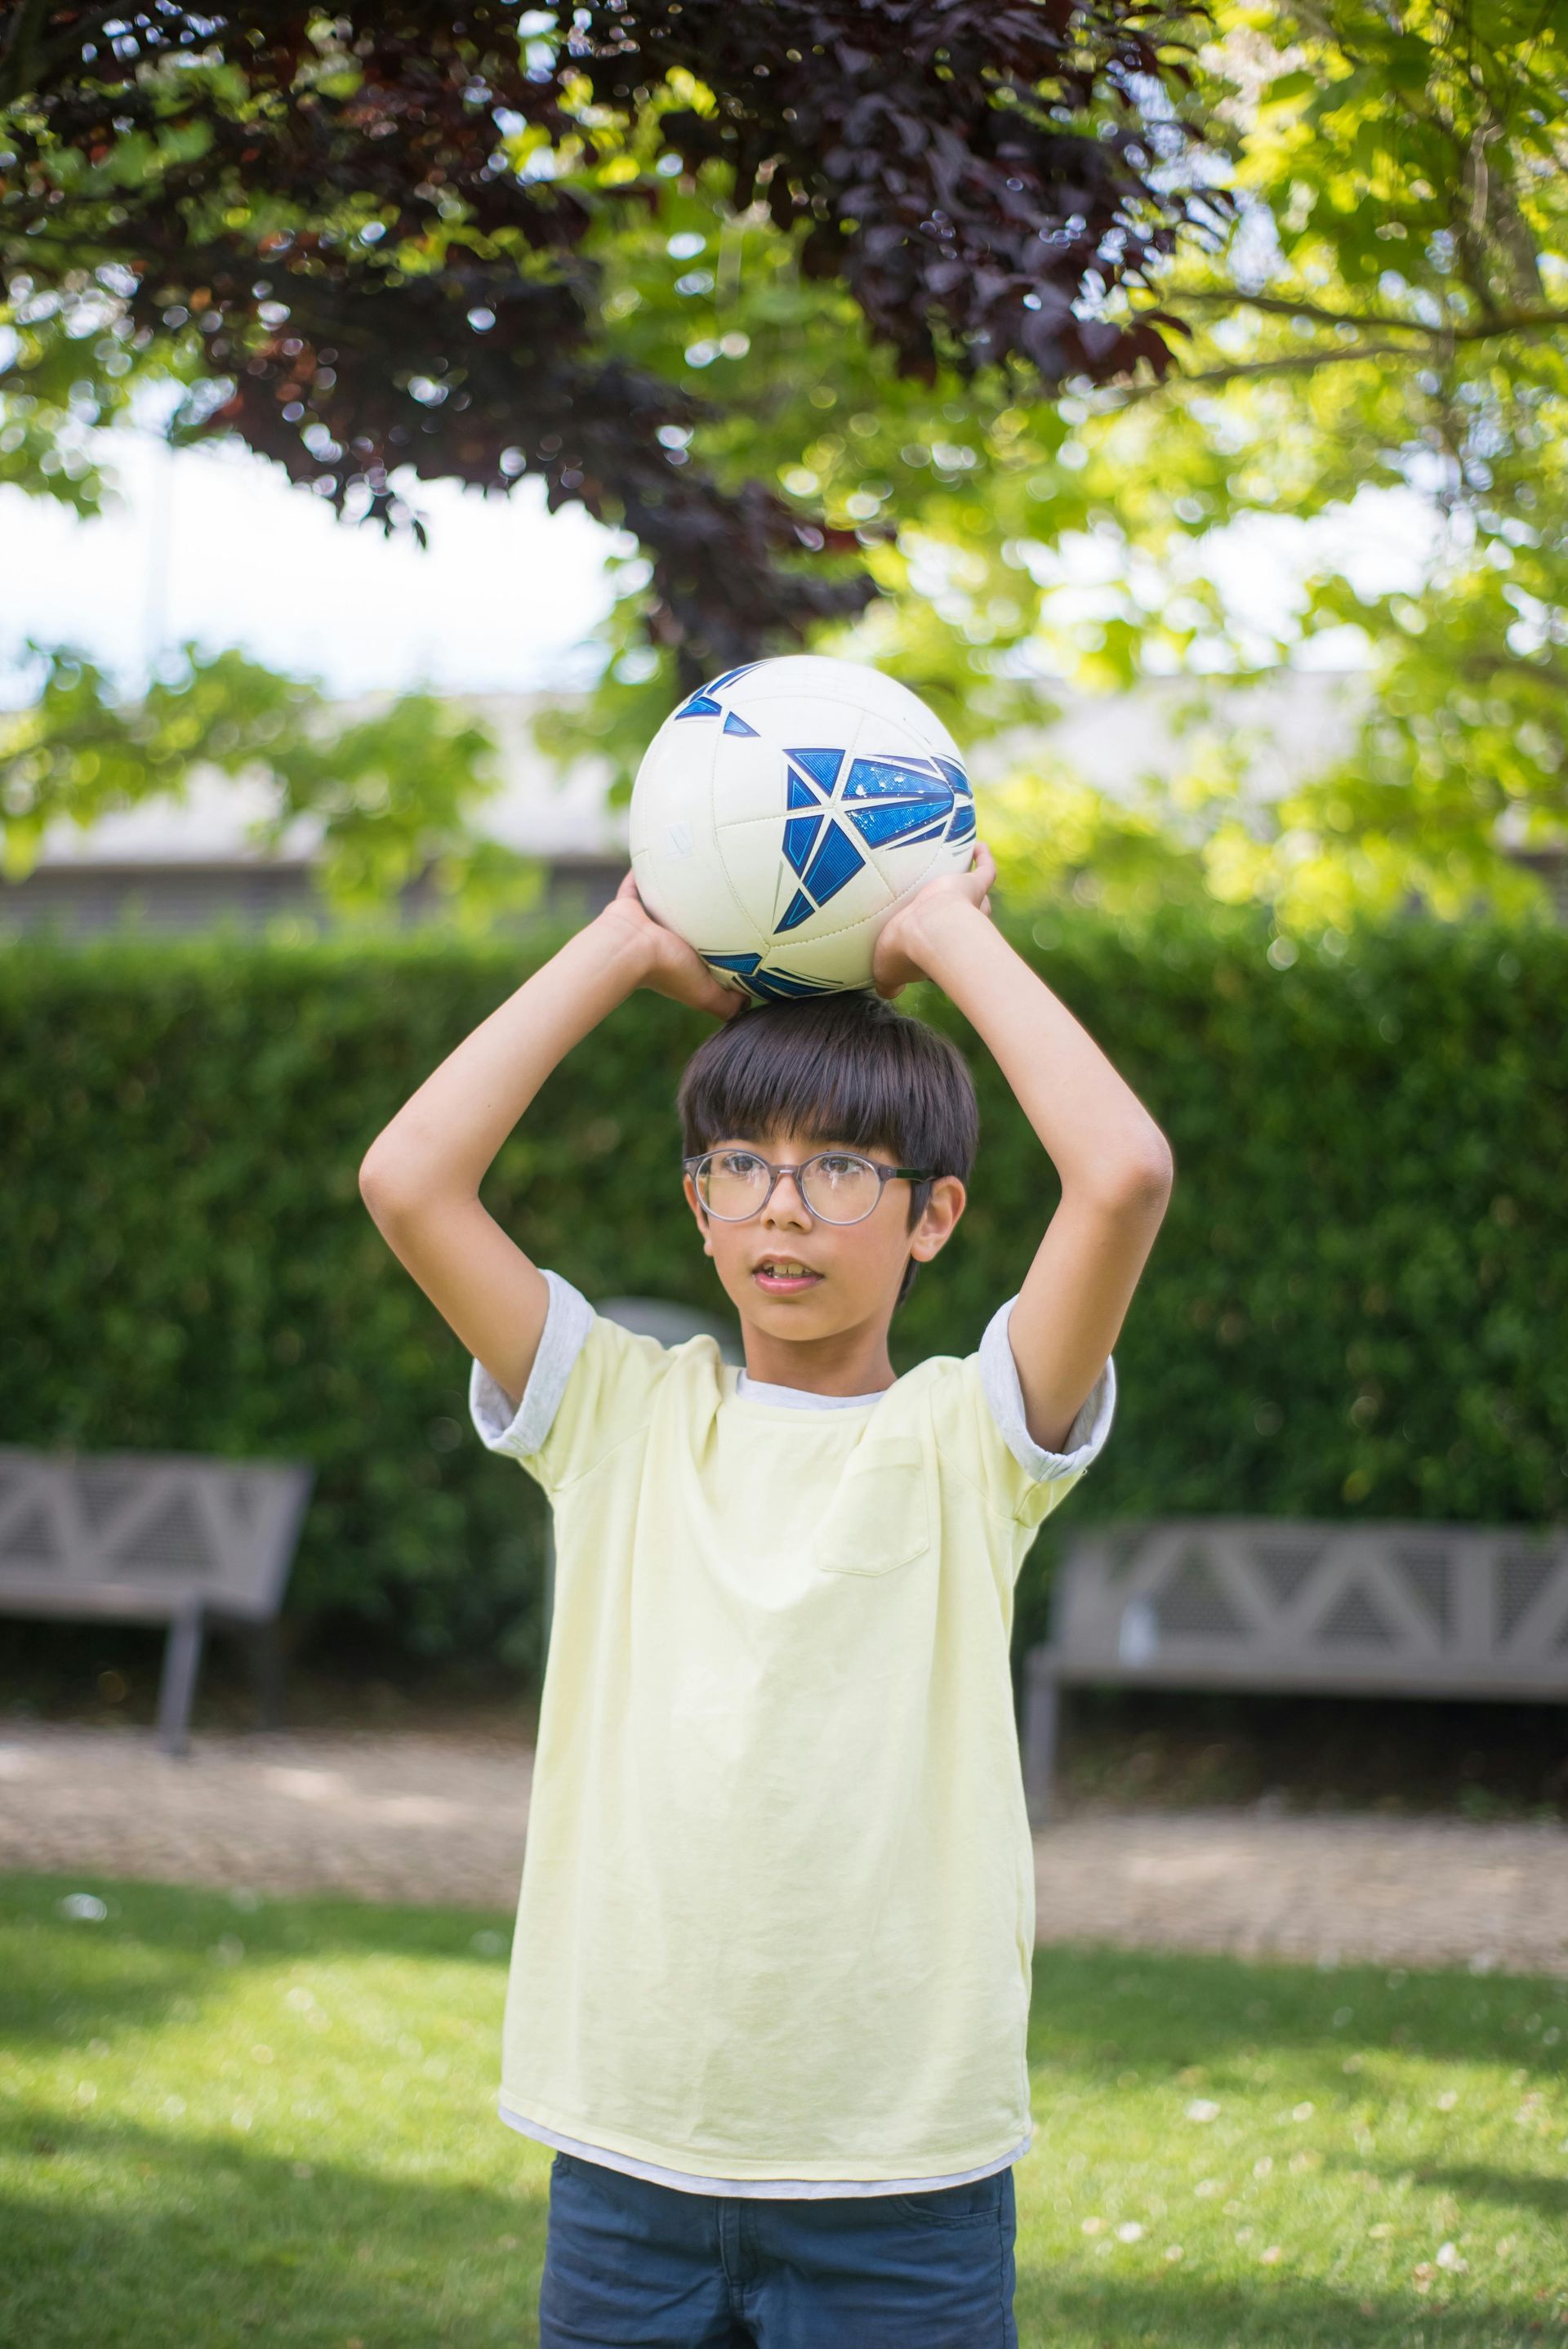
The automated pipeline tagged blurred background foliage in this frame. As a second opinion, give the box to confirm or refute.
[541,0,1568,938]
[4,3,1565,938]
[0,638,533,918]
[0,0,1212,796]
[2,909,1561,1686]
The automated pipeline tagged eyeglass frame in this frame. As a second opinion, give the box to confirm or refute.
[682,1147,938,1226]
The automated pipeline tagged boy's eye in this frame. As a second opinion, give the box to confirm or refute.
[815,1154,863,1179]
[716,1150,764,1177]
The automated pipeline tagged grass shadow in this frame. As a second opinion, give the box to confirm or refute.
[2,2102,549,2348]
[1029,1941,1568,2080]
[1343,2156,1568,2224]
[1014,2266,1538,2349]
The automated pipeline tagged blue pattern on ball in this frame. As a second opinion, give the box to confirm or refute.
[699,952,839,1004]
[773,747,973,926]
[673,664,761,720]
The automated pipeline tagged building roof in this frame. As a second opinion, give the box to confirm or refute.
[28,669,1372,872]
[10,668,1561,929]
[29,689,622,870]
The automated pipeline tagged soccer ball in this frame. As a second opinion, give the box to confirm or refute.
[628,653,976,1001]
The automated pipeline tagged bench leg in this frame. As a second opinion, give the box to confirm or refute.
[1022,1652,1062,1828]
[157,1607,205,1759]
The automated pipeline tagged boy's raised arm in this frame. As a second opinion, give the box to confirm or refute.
[359,880,736,1411]
[872,845,1174,1457]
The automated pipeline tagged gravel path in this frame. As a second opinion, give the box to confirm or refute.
[2,1723,1566,1975]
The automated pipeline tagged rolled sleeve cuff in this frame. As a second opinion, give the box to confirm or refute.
[468,1269,595,1464]
[978,1294,1117,1483]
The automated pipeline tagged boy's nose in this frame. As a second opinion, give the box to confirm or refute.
[764,1171,813,1225]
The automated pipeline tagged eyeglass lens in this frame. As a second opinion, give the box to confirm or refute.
[697,1149,884,1224]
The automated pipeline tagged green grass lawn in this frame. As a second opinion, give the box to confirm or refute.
[2,1870,1565,2347]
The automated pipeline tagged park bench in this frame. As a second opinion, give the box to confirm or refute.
[0,1445,314,1760]
[1019,1516,1568,1823]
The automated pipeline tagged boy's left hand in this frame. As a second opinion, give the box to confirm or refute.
[871,840,996,998]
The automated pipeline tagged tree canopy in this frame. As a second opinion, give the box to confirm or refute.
[4,2,1566,938]
[545,0,1568,936]
[1,1,1215,674]
[970,0,1568,932]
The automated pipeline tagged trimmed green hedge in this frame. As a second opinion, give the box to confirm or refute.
[2,906,1562,1681]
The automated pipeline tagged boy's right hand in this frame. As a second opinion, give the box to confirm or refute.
[599,871,741,1020]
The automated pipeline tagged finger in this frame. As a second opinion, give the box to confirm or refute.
[614,868,643,903]
[654,967,737,1020]
[697,974,742,1019]
[685,943,737,1011]
[970,839,998,892]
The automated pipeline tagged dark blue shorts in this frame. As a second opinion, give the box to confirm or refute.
[538,2150,1018,2347]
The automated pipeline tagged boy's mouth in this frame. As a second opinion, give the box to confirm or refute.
[751,1258,823,1297]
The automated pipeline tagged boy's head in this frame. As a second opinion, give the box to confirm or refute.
[678,993,978,1343]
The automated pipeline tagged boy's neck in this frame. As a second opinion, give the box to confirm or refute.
[737,1318,897,1397]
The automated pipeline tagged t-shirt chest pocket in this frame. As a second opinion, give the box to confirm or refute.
[813,1438,931,1579]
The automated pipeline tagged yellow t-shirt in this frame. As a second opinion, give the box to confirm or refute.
[469,1276,1116,2190]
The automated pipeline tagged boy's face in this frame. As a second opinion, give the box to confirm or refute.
[682,1125,964,1347]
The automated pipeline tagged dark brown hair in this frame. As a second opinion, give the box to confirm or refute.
[678,992,978,1304]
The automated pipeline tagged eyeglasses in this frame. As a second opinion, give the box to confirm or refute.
[684,1148,935,1226]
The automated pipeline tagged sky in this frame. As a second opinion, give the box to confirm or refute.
[2,414,626,706]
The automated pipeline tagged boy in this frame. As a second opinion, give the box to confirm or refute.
[359,839,1173,2346]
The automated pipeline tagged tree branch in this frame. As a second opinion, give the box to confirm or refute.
[1458,648,1568,693]
[1108,339,1419,403]
[1168,289,1568,344]
[1172,288,1440,333]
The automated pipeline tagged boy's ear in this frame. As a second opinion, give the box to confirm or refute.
[909,1174,965,1264]
[683,1170,715,1257]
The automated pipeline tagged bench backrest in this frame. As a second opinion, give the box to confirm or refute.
[0,1446,314,1626]
[1051,1518,1568,1700]
[596,1295,744,1362]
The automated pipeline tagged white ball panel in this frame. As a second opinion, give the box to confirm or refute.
[627,724,714,856]
[633,837,758,959]
[781,925,884,990]
[727,659,963,761]
[697,732,792,828]
[630,722,758,956]
[710,812,795,939]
